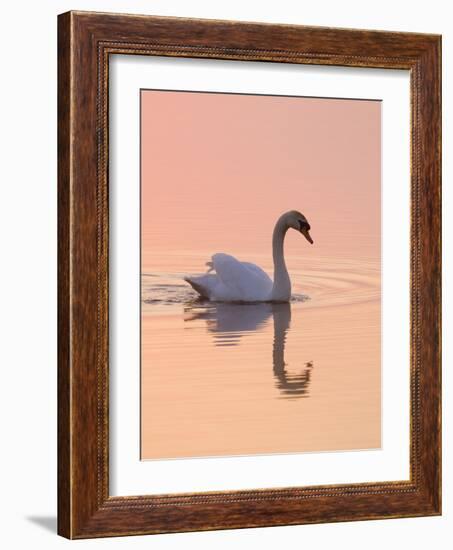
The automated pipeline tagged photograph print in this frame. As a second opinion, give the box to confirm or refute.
[140,89,381,460]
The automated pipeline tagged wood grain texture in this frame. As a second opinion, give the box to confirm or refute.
[57,10,441,539]
[57,11,71,537]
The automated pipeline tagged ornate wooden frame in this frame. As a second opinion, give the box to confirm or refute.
[58,10,441,539]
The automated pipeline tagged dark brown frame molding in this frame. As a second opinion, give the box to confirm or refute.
[58,10,441,539]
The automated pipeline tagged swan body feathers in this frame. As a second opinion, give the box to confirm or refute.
[185,253,273,302]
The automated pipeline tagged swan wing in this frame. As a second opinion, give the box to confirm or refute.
[211,253,272,301]
[240,261,273,282]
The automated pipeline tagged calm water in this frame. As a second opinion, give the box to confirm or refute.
[141,254,381,459]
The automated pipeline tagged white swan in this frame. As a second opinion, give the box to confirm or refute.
[184,210,313,302]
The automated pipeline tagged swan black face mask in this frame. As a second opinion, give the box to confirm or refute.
[298,220,313,244]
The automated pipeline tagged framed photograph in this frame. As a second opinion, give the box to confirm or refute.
[58,11,441,539]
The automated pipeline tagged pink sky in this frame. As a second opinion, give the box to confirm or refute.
[141,91,381,270]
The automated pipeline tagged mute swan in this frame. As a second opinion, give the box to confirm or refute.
[184,210,313,302]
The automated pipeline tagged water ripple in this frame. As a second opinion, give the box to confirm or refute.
[142,257,380,312]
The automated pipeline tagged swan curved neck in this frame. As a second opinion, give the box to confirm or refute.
[271,216,291,301]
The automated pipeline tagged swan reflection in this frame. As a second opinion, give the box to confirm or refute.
[184,301,313,399]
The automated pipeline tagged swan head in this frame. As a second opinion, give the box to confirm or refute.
[283,210,313,244]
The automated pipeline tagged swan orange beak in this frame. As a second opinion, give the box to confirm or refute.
[300,227,313,244]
